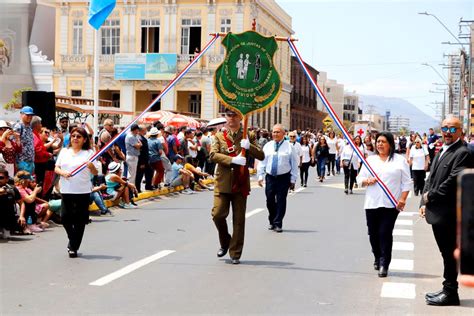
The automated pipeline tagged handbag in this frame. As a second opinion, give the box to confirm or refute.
[342,151,354,168]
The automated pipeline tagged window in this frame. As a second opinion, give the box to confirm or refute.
[267,107,272,129]
[189,93,201,115]
[141,19,160,53]
[72,20,83,55]
[71,90,82,97]
[101,19,120,55]
[181,19,201,54]
[274,104,278,123]
[220,18,231,54]
[218,102,226,114]
[326,87,331,93]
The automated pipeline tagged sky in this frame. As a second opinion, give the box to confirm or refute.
[275,0,473,119]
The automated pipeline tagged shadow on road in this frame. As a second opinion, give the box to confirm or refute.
[228,260,294,267]
[281,229,318,233]
[79,254,123,261]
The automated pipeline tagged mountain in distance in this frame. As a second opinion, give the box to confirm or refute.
[359,95,440,133]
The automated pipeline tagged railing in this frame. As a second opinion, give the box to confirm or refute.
[61,55,88,63]
[56,95,113,107]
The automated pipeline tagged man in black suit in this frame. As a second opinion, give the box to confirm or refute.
[419,116,473,306]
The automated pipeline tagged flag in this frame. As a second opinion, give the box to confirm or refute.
[214,31,282,117]
[88,0,116,30]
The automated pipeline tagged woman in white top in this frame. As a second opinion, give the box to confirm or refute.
[55,127,97,258]
[357,131,412,278]
[340,139,361,194]
[325,131,338,176]
[409,138,429,196]
[299,135,312,187]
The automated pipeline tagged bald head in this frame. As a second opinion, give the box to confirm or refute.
[441,116,462,145]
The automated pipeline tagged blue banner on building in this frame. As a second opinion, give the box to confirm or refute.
[114,53,177,80]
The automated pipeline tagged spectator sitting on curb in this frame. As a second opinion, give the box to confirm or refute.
[105,162,138,209]
[90,175,112,215]
[183,155,213,191]
[170,154,194,194]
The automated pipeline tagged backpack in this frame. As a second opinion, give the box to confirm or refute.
[399,136,407,153]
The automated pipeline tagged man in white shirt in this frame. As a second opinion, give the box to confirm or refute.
[258,124,299,233]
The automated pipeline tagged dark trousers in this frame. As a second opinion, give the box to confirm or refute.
[211,192,247,259]
[34,162,47,186]
[412,170,426,195]
[205,160,216,176]
[136,163,153,191]
[61,193,90,252]
[365,207,399,269]
[432,223,458,293]
[343,165,358,190]
[300,162,310,185]
[327,153,336,175]
[265,172,291,228]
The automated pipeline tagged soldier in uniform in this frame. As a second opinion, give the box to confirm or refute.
[210,109,264,264]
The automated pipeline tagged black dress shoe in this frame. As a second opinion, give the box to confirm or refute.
[344,189,348,194]
[378,267,388,277]
[373,261,380,271]
[425,291,460,306]
[217,248,228,258]
[425,289,444,300]
[68,250,77,258]
[274,227,283,233]
[231,258,240,265]
[267,225,274,230]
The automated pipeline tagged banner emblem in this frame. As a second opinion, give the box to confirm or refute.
[214,31,282,116]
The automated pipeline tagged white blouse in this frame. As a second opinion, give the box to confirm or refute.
[409,146,428,170]
[326,136,338,154]
[357,153,412,209]
[56,148,94,194]
[301,144,311,163]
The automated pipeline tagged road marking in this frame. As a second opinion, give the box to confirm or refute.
[89,250,175,286]
[398,211,417,217]
[395,219,413,226]
[390,259,414,271]
[246,208,265,218]
[393,242,414,251]
[393,229,413,236]
[380,282,416,299]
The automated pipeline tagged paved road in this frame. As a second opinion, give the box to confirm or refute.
[1,169,473,315]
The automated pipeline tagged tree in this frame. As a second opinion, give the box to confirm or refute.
[4,87,31,110]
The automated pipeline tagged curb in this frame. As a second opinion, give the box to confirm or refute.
[89,179,215,211]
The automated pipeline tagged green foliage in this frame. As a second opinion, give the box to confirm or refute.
[4,87,31,110]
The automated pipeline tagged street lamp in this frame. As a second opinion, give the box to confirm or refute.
[423,63,452,117]
[418,11,466,49]
[429,89,446,120]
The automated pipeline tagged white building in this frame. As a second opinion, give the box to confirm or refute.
[318,71,344,120]
[388,115,410,133]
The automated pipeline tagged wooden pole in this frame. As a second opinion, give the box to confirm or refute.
[209,32,298,42]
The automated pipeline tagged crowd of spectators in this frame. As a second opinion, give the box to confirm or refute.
[0,107,216,239]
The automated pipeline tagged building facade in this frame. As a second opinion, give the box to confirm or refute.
[388,115,410,133]
[289,56,325,131]
[51,0,293,126]
[317,71,344,122]
[358,112,385,132]
[343,91,359,124]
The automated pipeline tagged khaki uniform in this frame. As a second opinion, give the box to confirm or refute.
[210,129,264,259]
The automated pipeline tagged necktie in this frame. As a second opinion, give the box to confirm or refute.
[271,141,281,176]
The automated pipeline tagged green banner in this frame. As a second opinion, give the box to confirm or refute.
[214,31,282,116]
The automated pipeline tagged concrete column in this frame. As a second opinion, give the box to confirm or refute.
[58,76,67,95]
[120,81,134,125]
[161,87,176,111]
[168,5,177,52]
[235,4,244,32]
[84,76,93,98]
[60,5,69,55]
[202,76,215,119]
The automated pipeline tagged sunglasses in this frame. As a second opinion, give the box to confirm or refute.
[289,136,296,138]
[441,126,458,133]
[0,176,6,180]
